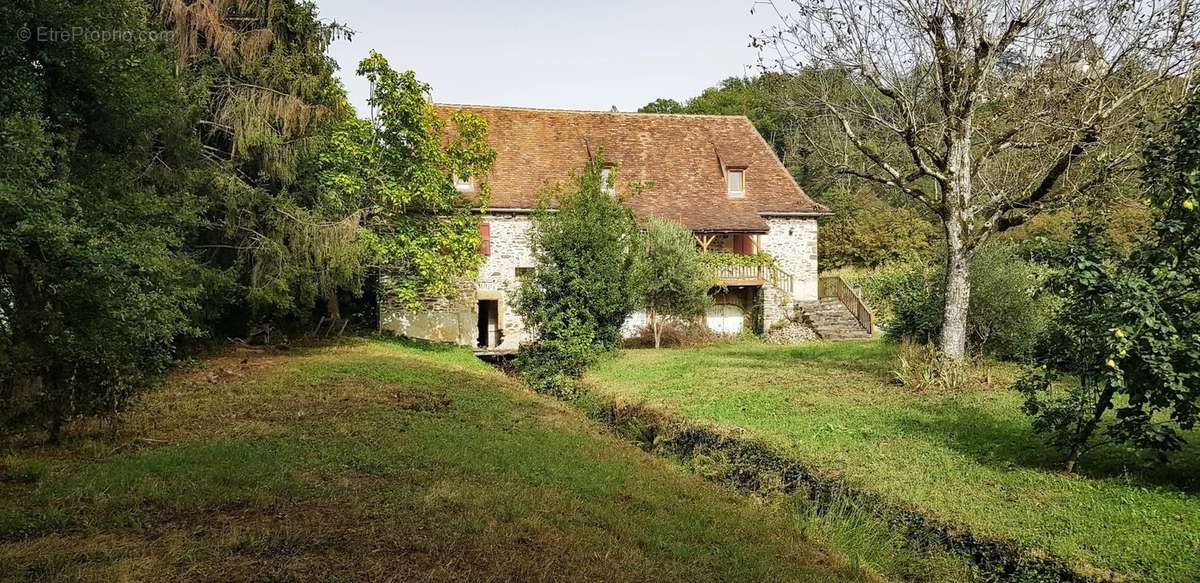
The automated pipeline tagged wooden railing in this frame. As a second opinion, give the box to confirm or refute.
[714,264,794,295]
[818,275,873,334]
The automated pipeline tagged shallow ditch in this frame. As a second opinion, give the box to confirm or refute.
[575,395,1106,583]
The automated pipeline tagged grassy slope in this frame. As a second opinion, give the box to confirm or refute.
[586,340,1200,582]
[0,339,870,582]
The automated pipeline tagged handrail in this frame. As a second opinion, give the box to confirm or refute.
[713,265,794,295]
[818,275,873,334]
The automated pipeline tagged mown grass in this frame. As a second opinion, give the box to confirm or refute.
[586,340,1200,582]
[1,338,965,582]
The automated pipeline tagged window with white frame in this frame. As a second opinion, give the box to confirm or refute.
[726,169,745,198]
[454,174,475,193]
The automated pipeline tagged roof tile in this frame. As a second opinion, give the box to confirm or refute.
[437,104,827,232]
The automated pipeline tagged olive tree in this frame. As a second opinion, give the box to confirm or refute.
[635,218,714,348]
[754,0,1200,358]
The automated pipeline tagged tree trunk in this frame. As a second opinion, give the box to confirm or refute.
[1063,380,1118,473]
[651,309,662,349]
[325,290,341,321]
[941,240,971,359]
[939,135,974,360]
[48,411,63,445]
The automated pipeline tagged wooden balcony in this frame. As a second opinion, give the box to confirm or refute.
[714,264,794,294]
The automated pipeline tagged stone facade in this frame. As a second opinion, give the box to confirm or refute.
[760,217,819,328]
[475,214,536,351]
[378,213,534,351]
[378,277,477,345]
[380,214,819,349]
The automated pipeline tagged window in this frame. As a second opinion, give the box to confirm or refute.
[454,174,475,193]
[479,222,491,256]
[727,169,745,197]
[600,167,615,196]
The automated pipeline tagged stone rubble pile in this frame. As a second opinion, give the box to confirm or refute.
[764,319,819,344]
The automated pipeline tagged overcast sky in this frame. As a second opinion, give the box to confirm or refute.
[317,1,775,116]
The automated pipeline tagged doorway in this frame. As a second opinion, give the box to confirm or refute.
[477,300,500,349]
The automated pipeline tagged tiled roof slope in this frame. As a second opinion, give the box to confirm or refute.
[436,104,828,232]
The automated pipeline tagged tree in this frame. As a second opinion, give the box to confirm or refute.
[1017,94,1200,472]
[352,52,496,310]
[820,188,940,269]
[1,0,205,440]
[515,158,642,393]
[754,0,1199,358]
[635,218,714,348]
[638,98,684,114]
[160,0,360,321]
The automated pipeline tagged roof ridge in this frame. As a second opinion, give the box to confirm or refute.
[434,102,746,119]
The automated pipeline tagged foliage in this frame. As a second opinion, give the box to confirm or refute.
[1,340,886,582]
[698,250,777,268]
[588,341,1200,581]
[334,53,495,311]
[515,157,643,394]
[819,188,940,269]
[0,0,205,439]
[855,244,1054,361]
[634,218,715,348]
[891,342,971,393]
[166,0,360,322]
[1017,95,1200,471]
[754,0,1196,358]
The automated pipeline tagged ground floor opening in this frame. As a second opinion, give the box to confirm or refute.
[476,299,500,349]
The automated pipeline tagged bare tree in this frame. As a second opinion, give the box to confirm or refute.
[754,0,1200,358]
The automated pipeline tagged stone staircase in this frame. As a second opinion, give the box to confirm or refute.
[795,298,873,340]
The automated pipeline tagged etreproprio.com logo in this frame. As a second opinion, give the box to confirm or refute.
[18,25,175,44]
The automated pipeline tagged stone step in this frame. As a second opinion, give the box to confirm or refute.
[795,299,872,339]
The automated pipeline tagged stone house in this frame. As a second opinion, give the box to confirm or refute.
[381,105,869,351]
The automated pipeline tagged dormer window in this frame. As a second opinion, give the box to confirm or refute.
[454,174,475,193]
[600,167,615,196]
[726,169,745,198]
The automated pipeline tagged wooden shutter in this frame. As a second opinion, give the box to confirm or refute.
[734,234,754,256]
[479,222,491,256]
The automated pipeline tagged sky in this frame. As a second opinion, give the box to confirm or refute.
[316,1,776,116]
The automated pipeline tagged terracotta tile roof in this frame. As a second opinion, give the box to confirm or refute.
[436,104,828,232]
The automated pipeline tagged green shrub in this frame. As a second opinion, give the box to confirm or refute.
[515,155,643,395]
[850,244,1056,361]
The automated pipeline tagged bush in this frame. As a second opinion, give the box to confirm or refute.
[515,156,643,395]
[625,319,720,349]
[850,244,1056,361]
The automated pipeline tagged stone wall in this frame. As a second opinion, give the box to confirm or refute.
[380,213,819,345]
[379,276,477,345]
[759,217,819,328]
[379,213,534,351]
[476,214,536,350]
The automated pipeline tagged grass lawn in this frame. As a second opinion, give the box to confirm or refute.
[0,339,913,582]
[586,340,1200,582]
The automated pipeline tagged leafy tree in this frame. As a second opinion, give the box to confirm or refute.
[515,158,642,394]
[860,244,1054,360]
[820,188,940,269]
[351,52,496,310]
[161,0,357,321]
[635,218,714,348]
[1017,95,1200,473]
[0,0,205,440]
[639,98,684,114]
[756,0,1198,359]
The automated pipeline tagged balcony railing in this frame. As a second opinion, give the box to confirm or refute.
[714,264,794,295]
